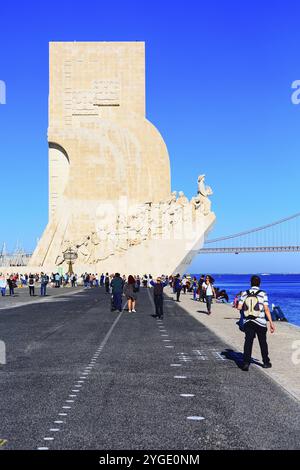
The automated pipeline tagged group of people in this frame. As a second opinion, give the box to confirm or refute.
[107,272,221,318]
[0,268,275,373]
[0,272,52,297]
[106,273,166,318]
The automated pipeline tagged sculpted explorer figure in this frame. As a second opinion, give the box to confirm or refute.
[197,175,213,215]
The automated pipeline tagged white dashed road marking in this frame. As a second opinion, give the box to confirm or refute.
[187,416,205,421]
[38,305,126,450]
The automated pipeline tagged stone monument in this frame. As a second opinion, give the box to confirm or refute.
[29,42,215,274]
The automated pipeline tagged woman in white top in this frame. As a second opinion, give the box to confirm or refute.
[203,275,216,315]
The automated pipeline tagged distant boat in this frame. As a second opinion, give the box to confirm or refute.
[261,273,271,276]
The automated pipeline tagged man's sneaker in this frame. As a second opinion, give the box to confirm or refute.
[128,310,132,313]
[132,309,136,312]
[241,363,250,371]
[262,362,272,369]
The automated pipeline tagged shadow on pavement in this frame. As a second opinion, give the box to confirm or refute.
[197,310,209,315]
[221,348,262,369]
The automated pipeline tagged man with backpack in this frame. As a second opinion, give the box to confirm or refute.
[238,275,275,371]
[28,275,35,296]
[40,272,49,296]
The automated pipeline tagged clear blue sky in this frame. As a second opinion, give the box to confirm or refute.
[0,0,299,272]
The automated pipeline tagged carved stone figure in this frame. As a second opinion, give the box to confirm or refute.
[177,191,189,207]
[197,174,213,215]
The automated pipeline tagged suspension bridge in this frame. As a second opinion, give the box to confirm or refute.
[199,212,300,254]
[1,212,300,266]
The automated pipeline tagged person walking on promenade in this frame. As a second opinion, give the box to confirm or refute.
[110,273,123,312]
[54,272,60,288]
[238,275,275,371]
[192,276,198,300]
[203,275,215,315]
[123,275,138,312]
[142,275,148,288]
[7,276,15,296]
[151,277,167,319]
[174,274,182,302]
[100,273,104,287]
[28,275,35,296]
[104,273,110,293]
[71,273,76,287]
[40,272,49,296]
[182,275,187,294]
[198,275,205,301]
[0,274,7,296]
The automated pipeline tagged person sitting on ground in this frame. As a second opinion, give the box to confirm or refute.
[233,292,242,308]
[216,289,229,303]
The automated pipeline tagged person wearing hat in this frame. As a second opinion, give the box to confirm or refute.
[150,277,167,319]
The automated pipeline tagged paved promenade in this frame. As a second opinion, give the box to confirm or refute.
[173,290,300,402]
[0,287,299,450]
[0,286,83,310]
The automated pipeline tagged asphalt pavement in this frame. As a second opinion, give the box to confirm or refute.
[0,287,299,450]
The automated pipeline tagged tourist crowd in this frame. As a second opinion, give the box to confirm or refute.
[0,270,277,371]
[0,271,229,317]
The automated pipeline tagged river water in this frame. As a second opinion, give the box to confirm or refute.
[192,274,300,327]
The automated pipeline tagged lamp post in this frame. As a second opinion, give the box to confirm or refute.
[63,247,78,275]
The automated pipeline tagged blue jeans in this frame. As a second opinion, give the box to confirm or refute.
[206,295,213,313]
[9,287,14,296]
[1,288,6,296]
[193,287,197,300]
[113,293,122,311]
[41,284,47,296]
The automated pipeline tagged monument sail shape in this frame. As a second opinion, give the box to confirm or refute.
[29,42,215,274]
